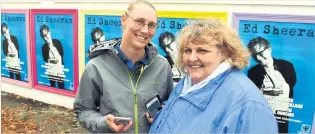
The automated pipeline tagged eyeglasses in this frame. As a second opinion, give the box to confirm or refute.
[125,12,157,30]
[252,47,269,57]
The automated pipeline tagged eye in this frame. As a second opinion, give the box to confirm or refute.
[148,23,157,29]
[197,49,209,54]
[183,48,191,54]
[135,19,145,26]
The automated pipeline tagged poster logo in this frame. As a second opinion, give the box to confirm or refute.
[301,124,311,133]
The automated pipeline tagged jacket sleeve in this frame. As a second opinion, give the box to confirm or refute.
[3,41,8,56]
[163,63,174,103]
[217,101,278,133]
[73,66,109,133]
[288,62,297,88]
[12,36,20,58]
[54,39,64,65]
[54,39,64,57]
[247,68,260,88]
[41,45,49,63]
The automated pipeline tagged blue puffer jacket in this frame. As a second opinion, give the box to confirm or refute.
[149,68,278,133]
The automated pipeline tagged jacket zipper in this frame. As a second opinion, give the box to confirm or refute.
[124,66,144,134]
[119,53,157,134]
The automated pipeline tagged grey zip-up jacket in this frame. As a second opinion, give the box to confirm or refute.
[74,38,173,133]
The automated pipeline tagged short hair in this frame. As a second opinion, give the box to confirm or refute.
[1,23,8,35]
[91,27,104,43]
[247,36,271,54]
[126,0,156,13]
[176,19,250,70]
[40,24,50,38]
[158,31,175,53]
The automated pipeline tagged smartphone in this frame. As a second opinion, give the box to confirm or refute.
[145,95,162,119]
[114,117,132,122]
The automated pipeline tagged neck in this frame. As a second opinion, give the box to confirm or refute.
[120,42,145,65]
[264,58,274,69]
[192,80,198,85]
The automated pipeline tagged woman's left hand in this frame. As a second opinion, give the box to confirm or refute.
[145,112,153,123]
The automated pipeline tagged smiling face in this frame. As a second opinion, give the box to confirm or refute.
[183,42,225,84]
[121,3,157,49]
[251,44,273,67]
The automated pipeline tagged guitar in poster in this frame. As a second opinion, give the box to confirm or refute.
[236,16,315,133]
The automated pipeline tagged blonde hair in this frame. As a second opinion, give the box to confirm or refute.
[176,19,250,70]
[126,0,156,13]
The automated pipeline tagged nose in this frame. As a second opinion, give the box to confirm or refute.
[256,55,264,61]
[140,25,149,34]
[189,51,198,62]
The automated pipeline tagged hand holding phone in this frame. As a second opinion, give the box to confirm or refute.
[105,114,133,133]
[144,95,162,119]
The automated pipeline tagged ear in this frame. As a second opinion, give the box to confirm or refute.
[266,47,272,54]
[121,14,127,29]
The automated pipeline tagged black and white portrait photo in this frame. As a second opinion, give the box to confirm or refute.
[247,36,296,98]
[247,36,297,133]
[1,23,21,80]
[159,31,183,82]
[88,27,106,53]
[40,24,65,89]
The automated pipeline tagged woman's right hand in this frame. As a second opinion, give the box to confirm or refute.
[105,114,133,133]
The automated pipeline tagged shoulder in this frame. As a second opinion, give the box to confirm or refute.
[11,35,18,40]
[86,53,107,67]
[275,59,293,66]
[2,40,8,45]
[84,57,103,77]
[221,69,270,107]
[85,52,113,71]
[248,64,263,73]
[151,54,172,70]
[52,39,62,44]
[154,55,169,64]
[42,43,48,48]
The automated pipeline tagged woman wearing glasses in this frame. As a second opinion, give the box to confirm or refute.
[74,1,173,133]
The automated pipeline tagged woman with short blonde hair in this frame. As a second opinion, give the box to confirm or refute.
[149,19,278,133]
[176,19,250,71]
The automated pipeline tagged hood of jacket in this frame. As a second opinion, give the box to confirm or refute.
[87,38,159,63]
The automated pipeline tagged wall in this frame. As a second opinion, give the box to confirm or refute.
[1,0,315,132]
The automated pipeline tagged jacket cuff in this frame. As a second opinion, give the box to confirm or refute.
[96,116,110,132]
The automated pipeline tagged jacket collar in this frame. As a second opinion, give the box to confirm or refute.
[88,38,158,64]
[174,68,232,110]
